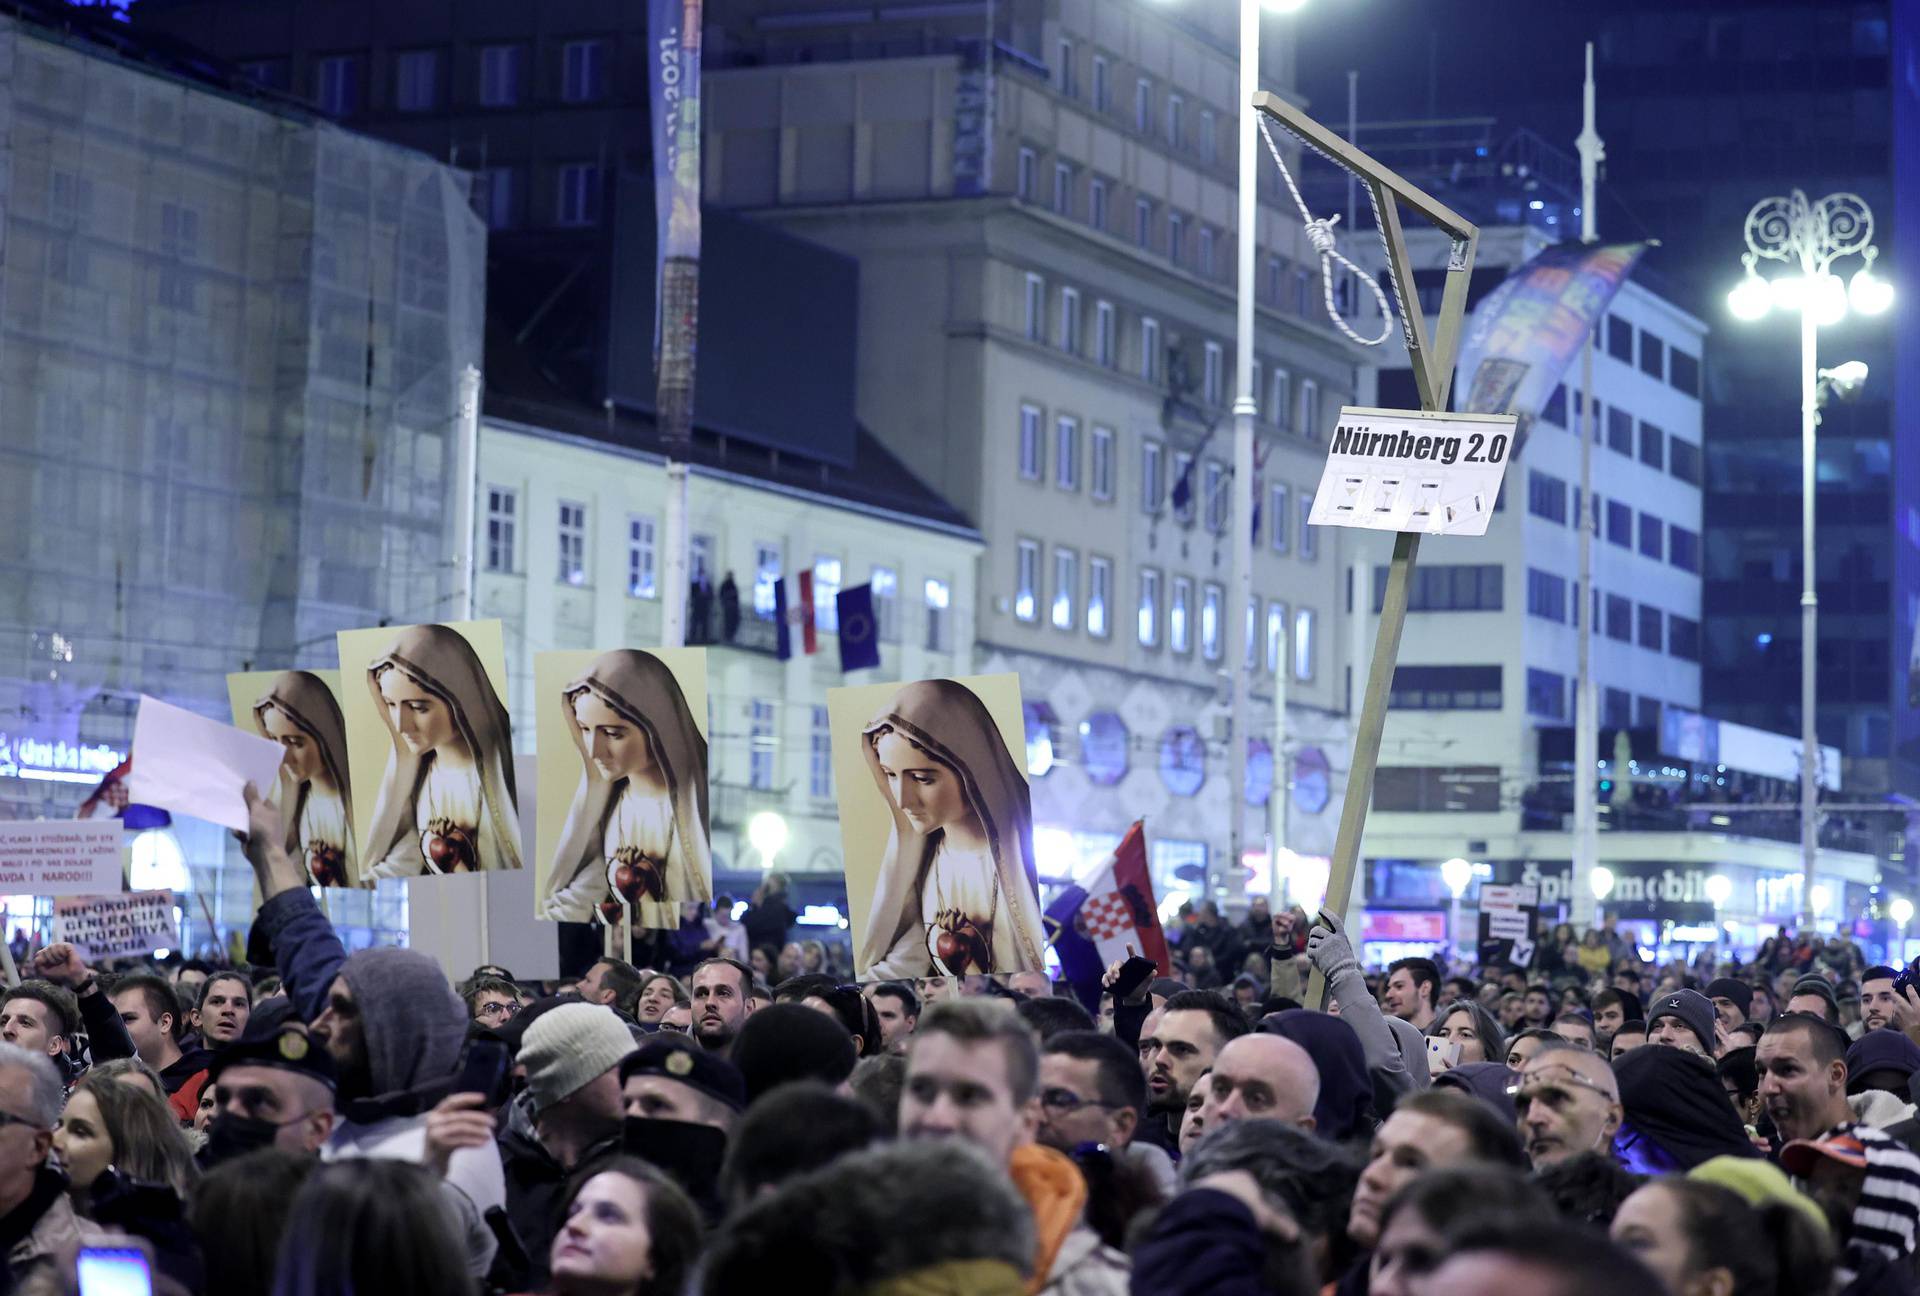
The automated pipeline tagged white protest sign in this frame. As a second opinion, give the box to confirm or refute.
[54,890,178,961]
[1478,884,1538,912]
[1309,406,1519,538]
[0,821,123,895]
[129,695,283,832]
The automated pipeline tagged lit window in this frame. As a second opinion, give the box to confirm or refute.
[871,567,898,641]
[1053,548,1078,630]
[1015,542,1040,622]
[1294,608,1316,680]
[1201,583,1223,661]
[925,578,951,651]
[627,516,656,597]
[754,544,782,619]
[485,488,516,573]
[813,557,842,632]
[1171,577,1192,654]
[557,501,587,585]
[1138,568,1161,646]
[1088,557,1111,638]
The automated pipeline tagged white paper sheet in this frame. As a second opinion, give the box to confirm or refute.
[129,695,284,832]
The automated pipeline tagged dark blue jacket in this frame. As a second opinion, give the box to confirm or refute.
[1131,1188,1270,1296]
[255,887,347,1025]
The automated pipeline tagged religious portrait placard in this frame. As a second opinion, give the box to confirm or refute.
[336,620,522,883]
[227,669,359,888]
[532,648,710,930]
[827,673,1045,981]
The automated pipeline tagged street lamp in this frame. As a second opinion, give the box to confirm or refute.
[1441,857,1473,964]
[747,811,789,870]
[1727,189,1891,928]
[1704,874,1733,908]
[1892,896,1914,964]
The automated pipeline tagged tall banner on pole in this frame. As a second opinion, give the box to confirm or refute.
[649,0,704,446]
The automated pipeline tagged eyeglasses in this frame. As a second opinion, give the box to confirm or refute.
[475,1001,519,1020]
[0,1109,46,1134]
[1507,1067,1616,1107]
[1039,1087,1124,1115]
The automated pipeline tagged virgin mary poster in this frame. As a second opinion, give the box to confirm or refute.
[533,647,711,928]
[336,620,523,882]
[827,674,1046,981]
[226,669,358,888]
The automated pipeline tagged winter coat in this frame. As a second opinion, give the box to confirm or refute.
[1130,1187,1271,1296]
[1010,1144,1129,1296]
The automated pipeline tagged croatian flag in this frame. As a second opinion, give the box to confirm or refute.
[1044,821,1170,1014]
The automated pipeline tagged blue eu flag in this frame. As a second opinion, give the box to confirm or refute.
[837,584,881,673]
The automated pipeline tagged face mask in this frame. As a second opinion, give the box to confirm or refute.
[203,1112,290,1166]
[622,1117,725,1203]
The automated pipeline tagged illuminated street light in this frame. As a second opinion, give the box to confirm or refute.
[748,811,789,868]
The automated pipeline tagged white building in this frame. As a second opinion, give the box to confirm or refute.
[474,396,983,902]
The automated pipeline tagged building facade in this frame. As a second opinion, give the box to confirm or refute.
[0,10,485,951]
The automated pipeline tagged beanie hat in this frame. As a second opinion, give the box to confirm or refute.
[1646,988,1716,1055]
[730,1003,857,1104]
[339,947,465,1096]
[1705,978,1753,1019]
[495,995,571,1055]
[1431,1062,1518,1123]
[621,1036,746,1112]
[1790,975,1841,1020]
[521,1002,637,1113]
[1846,1030,1920,1094]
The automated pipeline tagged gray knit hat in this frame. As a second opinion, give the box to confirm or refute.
[520,1002,637,1113]
[1646,988,1716,1055]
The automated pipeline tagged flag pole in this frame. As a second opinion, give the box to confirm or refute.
[1570,42,1604,930]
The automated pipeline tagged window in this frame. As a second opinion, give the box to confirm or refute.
[1024,273,1045,340]
[1638,329,1665,379]
[1300,494,1318,558]
[1204,461,1227,534]
[1058,286,1081,353]
[1638,421,1665,470]
[1019,403,1044,479]
[1637,603,1663,651]
[1604,688,1632,728]
[1636,696,1663,729]
[1201,583,1223,660]
[872,567,899,641]
[1542,385,1568,427]
[1140,316,1160,382]
[690,534,713,584]
[562,39,606,102]
[1606,499,1632,548]
[1016,540,1040,621]
[1299,380,1321,439]
[1373,564,1504,612]
[1091,427,1115,500]
[557,501,587,584]
[1527,568,1566,622]
[1092,55,1110,111]
[1295,267,1312,314]
[1669,614,1701,662]
[1203,341,1224,405]
[1637,512,1664,561]
[1141,440,1165,514]
[1670,350,1701,396]
[1053,162,1074,217]
[754,544,782,619]
[1293,608,1316,680]
[1171,578,1193,653]
[1270,368,1292,429]
[1089,178,1109,231]
[1606,406,1633,455]
[316,54,358,116]
[1669,526,1700,572]
[1088,557,1112,637]
[479,44,524,106]
[485,488,516,573]
[925,578,951,651]
[1200,109,1217,163]
[813,557,842,632]
[1605,593,1632,642]
[1269,484,1290,553]
[1526,668,1567,719]
[1607,315,1633,362]
[1390,665,1502,711]
[395,49,439,111]
[1266,601,1287,671]
[1173,453,1195,524]
[627,516,656,597]
[1528,470,1568,524]
[1094,301,1116,367]
[1168,211,1185,265]
[810,706,834,800]
[1198,227,1215,278]
[1135,198,1153,249]
[1166,93,1184,147]
[1017,148,1036,200]
[1266,254,1285,304]
[1135,78,1152,132]
[1055,416,1081,491]
[1053,548,1078,630]
[557,163,602,226]
[1670,437,1702,485]
[1056,37,1076,96]
[480,167,518,230]
[1138,568,1161,646]
[749,700,776,790]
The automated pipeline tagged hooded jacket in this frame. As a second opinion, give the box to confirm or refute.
[541,649,710,927]
[856,680,1046,979]
[1008,1144,1129,1296]
[1613,1044,1759,1171]
[360,623,521,879]
[252,669,357,886]
[1261,1010,1375,1141]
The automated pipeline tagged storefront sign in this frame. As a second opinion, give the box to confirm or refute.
[0,733,126,785]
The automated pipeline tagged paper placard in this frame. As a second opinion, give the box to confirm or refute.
[1477,884,1537,912]
[0,821,123,895]
[129,696,285,832]
[55,890,178,961]
[1487,911,1532,940]
[1309,407,1519,538]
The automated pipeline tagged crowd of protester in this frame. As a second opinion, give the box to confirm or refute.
[1,794,1916,1294]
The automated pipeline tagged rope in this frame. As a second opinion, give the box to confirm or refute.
[1257,115,1395,348]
